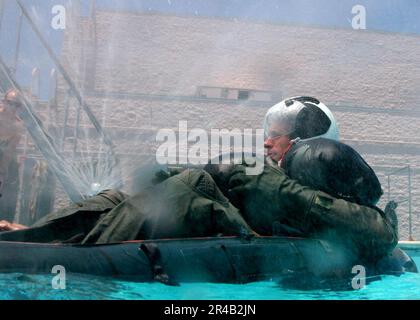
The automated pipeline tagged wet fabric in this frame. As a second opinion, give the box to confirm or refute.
[82,169,255,244]
[225,161,397,261]
[0,161,397,263]
[0,169,254,244]
[0,188,126,243]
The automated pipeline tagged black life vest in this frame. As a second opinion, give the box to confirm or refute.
[281,138,383,206]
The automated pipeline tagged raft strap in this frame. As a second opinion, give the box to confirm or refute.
[139,243,180,286]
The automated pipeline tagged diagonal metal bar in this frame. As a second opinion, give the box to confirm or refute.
[15,0,119,167]
[0,56,83,201]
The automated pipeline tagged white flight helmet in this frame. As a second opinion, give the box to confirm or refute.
[263,96,339,142]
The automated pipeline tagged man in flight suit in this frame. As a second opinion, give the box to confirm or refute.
[0,96,398,266]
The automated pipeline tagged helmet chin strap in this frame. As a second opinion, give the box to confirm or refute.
[290,137,301,144]
[278,138,299,167]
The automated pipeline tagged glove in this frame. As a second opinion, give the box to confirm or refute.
[203,162,237,195]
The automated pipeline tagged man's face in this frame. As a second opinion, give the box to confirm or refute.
[264,123,292,163]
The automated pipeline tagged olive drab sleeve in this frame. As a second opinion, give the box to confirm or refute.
[0,189,127,243]
[227,164,398,260]
[307,192,398,260]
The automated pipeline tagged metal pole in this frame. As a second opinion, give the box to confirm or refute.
[389,166,409,175]
[89,0,96,19]
[0,0,5,32]
[0,56,83,202]
[73,105,81,160]
[31,67,40,97]
[60,90,72,152]
[48,68,57,129]
[49,68,57,107]
[408,165,413,241]
[12,11,23,76]
[14,0,122,195]
[15,0,116,154]
[386,166,414,241]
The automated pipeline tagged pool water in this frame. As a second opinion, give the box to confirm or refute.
[1,257,419,300]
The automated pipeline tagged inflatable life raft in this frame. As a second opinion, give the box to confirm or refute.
[0,236,416,288]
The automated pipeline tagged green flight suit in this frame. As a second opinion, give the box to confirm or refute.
[0,169,254,243]
[0,161,398,264]
[224,161,398,262]
[82,168,255,244]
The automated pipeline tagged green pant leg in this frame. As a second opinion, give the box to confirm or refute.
[28,189,128,227]
[83,169,255,244]
[0,189,127,243]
